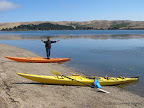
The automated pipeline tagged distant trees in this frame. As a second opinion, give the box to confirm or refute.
[1,21,135,31]
[2,21,144,31]
[1,23,93,31]
[108,22,130,30]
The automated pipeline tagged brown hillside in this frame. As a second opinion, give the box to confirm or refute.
[1,20,144,30]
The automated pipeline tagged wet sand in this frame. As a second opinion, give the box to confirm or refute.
[0,44,144,108]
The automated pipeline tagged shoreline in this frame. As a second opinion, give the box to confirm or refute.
[0,44,144,108]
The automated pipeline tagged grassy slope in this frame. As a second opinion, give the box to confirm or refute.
[1,20,144,30]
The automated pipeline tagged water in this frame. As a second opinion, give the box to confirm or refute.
[0,30,144,97]
[1,30,144,37]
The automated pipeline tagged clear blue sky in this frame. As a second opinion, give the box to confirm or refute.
[0,0,144,22]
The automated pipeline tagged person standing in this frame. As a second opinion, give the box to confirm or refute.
[41,37,60,58]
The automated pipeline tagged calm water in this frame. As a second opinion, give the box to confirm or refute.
[0,30,144,97]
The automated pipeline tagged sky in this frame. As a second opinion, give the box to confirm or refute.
[0,0,144,22]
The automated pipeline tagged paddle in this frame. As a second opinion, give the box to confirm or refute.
[51,70,110,93]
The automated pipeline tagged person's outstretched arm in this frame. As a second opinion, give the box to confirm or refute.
[57,40,60,42]
[41,39,44,43]
[51,40,60,43]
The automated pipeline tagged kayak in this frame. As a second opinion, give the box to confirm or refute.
[17,73,94,86]
[5,56,71,63]
[17,73,139,86]
[98,76,138,86]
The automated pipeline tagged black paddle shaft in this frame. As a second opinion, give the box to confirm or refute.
[62,75,95,88]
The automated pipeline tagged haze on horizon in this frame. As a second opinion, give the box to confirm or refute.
[0,0,144,23]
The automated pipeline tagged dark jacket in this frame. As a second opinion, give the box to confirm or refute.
[44,41,56,48]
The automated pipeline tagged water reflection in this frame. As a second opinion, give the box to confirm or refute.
[1,34,144,40]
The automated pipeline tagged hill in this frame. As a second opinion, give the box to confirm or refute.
[1,20,144,31]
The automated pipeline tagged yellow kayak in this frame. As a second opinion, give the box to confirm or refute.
[17,73,139,86]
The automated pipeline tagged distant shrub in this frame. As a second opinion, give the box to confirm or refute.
[108,22,130,30]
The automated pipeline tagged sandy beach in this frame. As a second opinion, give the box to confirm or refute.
[0,44,144,108]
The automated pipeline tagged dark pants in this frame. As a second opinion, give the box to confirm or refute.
[46,47,50,58]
